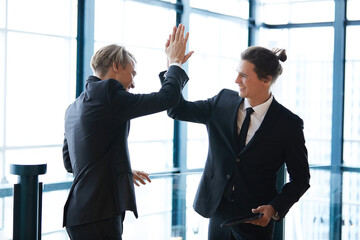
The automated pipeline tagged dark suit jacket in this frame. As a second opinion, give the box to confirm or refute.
[165,88,310,220]
[62,65,188,227]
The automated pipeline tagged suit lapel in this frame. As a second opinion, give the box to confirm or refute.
[231,97,243,153]
[238,98,281,154]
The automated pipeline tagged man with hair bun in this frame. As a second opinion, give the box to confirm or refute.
[164,46,310,239]
[62,24,193,240]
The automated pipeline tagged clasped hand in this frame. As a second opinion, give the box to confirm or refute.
[165,24,194,67]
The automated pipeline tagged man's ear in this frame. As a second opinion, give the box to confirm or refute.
[112,62,119,73]
[263,75,273,85]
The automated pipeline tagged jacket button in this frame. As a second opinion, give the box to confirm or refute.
[226,174,231,179]
[236,158,240,163]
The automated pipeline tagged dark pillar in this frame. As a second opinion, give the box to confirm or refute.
[10,164,47,240]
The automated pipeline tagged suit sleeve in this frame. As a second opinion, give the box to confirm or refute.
[108,65,189,121]
[269,118,310,220]
[159,71,220,124]
[63,137,73,173]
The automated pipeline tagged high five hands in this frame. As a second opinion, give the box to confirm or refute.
[165,24,194,68]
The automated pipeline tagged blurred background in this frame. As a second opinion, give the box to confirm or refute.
[0,0,359,239]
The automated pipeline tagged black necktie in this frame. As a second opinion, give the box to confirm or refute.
[238,107,254,150]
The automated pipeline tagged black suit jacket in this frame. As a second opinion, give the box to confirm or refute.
[165,88,310,220]
[62,66,188,227]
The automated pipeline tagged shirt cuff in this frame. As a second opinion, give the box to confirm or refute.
[272,212,280,221]
[169,62,182,68]
[164,63,182,78]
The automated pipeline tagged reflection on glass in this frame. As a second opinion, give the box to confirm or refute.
[342,172,360,239]
[344,26,360,168]
[258,0,334,24]
[285,169,330,239]
[259,27,334,166]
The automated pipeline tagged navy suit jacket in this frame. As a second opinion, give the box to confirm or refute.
[165,88,310,220]
[62,66,188,227]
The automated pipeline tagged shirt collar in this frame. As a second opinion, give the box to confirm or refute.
[87,75,102,82]
[243,94,274,117]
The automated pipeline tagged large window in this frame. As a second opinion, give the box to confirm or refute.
[94,0,177,173]
[0,0,77,238]
[258,0,334,24]
[1,1,359,239]
[343,25,360,239]
[347,0,360,21]
[186,8,249,170]
[344,26,360,168]
[259,27,334,167]
[2,0,77,183]
[258,25,334,238]
[259,0,360,239]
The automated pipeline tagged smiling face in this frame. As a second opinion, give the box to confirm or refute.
[114,60,136,91]
[235,60,272,106]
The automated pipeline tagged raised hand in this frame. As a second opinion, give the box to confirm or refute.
[165,24,194,68]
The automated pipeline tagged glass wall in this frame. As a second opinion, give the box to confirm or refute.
[343,23,360,240]
[347,0,360,21]
[258,0,360,239]
[0,0,77,238]
[258,25,334,239]
[186,6,249,169]
[0,0,359,239]
[344,26,360,168]
[94,0,177,173]
[258,27,334,166]
[258,0,334,24]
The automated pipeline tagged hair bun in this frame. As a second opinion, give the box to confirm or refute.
[273,48,287,62]
[278,49,287,62]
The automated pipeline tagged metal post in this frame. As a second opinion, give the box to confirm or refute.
[10,164,47,240]
[330,0,346,239]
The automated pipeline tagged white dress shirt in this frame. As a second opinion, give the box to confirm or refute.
[237,95,274,145]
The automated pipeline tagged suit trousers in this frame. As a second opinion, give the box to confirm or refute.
[208,197,274,240]
[66,213,125,240]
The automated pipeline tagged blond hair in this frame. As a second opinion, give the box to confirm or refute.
[90,44,136,77]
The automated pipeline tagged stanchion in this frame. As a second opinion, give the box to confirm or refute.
[10,164,47,240]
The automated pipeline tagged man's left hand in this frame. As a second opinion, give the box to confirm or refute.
[246,205,276,227]
[132,170,151,187]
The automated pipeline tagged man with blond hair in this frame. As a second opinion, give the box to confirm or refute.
[62,24,193,240]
